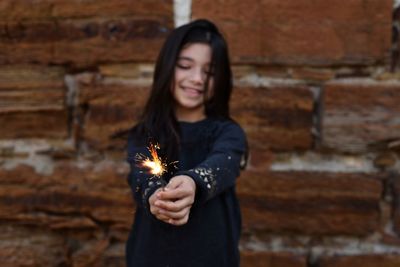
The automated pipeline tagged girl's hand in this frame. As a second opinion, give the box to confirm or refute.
[149,188,172,223]
[155,175,196,226]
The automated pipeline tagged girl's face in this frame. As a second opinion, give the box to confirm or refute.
[173,43,214,122]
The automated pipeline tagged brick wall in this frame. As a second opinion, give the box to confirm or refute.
[1,1,399,266]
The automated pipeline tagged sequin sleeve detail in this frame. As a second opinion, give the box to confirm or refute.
[177,122,246,205]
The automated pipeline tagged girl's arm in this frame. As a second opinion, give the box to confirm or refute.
[176,121,247,206]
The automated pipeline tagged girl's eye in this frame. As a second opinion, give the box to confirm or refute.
[176,64,191,69]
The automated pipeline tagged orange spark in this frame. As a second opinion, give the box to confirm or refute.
[139,143,167,177]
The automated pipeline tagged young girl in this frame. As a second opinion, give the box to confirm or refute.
[126,19,247,267]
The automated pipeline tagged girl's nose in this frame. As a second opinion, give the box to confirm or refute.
[190,68,204,85]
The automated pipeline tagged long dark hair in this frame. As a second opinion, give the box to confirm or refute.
[133,19,233,161]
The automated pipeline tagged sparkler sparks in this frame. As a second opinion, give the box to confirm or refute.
[136,142,174,178]
[142,143,167,176]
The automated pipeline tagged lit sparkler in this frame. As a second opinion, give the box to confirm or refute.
[136,142,169,178]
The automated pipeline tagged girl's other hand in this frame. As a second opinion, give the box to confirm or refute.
[149,188,175,223]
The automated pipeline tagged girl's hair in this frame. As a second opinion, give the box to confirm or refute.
[134,19,233,161]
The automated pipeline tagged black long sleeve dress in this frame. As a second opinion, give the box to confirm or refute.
[126,118,247,267]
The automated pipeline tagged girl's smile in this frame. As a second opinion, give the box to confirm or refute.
[181,86,203,97]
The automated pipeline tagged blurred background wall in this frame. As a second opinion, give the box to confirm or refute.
[1,0,400,266]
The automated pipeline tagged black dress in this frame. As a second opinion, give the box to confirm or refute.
[126,118,247,267]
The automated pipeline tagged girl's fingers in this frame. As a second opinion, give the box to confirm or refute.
[168,213,190,226]
[155,197,192,212]
[150,190,175,221]
[156,213,171,221]
[160,175,196,200]
[151,205,175,221]
[158,185,195,202]
[151,200,192,224]
[158,206,190,220]
[165,177,183,190]
[149,188,164,205]
[171,197,193,210]
[158,188,189,200]
[152,207,189,224]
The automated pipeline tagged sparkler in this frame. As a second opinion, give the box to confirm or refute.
[136,142,175,178]
[141,143,167,177]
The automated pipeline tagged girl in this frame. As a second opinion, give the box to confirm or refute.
[126,19,247,267]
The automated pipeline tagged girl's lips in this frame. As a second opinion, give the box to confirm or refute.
[183,87,203,97]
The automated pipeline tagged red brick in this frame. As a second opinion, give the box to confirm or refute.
[231,86,313,151]
[246,147,275,171]
[79,82,149,151]
[0,109,68,139]
[0,65,65,90]
[0,0,172,20]
[0,18,172,66]
[241,251,307,267]
[291,67,335,82]
[0,225,67,267]
[0,161,133,228]
[0,65,68,139]
[237,170,383,235]
[71,238,110,267]
[322,80,400,153]
[0,89,64,109]
[318,254,400,267]
[0,224,126,267]
[0,161,131,266]
[98,63,155,79]
[0,65,65,109]
[0,0,173,66]
[193,0,392,65]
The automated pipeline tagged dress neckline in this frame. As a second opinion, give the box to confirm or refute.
[178,117,210,126]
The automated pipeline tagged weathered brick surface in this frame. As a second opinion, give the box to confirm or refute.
[0,161,133,229]
[69,238,126,267]
[0,0,171,20]
[0,160,131,266]
[79,80,149,151]
[0,225,68,267]
[99,63,154,79]
[246,148,274,171]
[237,170,382,235]
[193,0,392,65]
[322,79,400,153]
[318,254,400,267]
[0,65,68,138]
[291,67,335,82]
[0,224,126,267]
[0,65,65,89]
[0,1,173,65]
[0,109,68,139]
[231,86,313,151]
[241,251,307,267]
